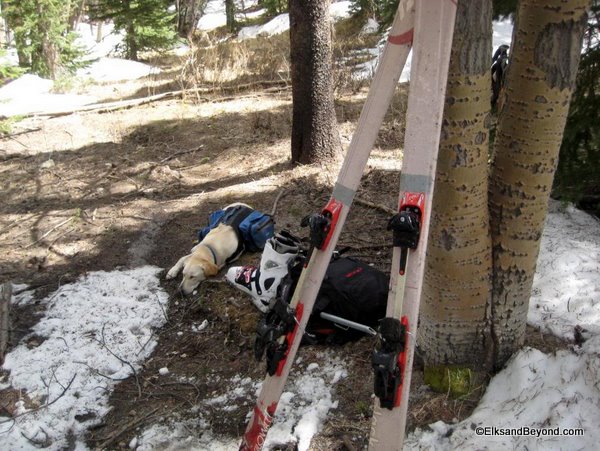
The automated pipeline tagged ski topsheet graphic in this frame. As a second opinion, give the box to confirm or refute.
[240,0,456,449]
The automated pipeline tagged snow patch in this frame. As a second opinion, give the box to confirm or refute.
[77,58,160,82]
[264,353,347,450]
[0,267,169,450]
[529,200,600,340]
[236,1,351,40]
[406,341,600,450]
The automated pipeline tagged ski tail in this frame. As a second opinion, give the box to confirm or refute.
[369,0,457,450]
[239,1,416,449]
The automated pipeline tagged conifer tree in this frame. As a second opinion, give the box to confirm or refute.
[349,0,399,26]
[90,0,177,61]
[2,0,84,78]
[554,1,600,213]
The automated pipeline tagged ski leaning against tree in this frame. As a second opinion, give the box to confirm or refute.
[239,0,456,450]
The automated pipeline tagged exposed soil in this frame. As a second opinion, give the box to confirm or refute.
[0,68,571,450]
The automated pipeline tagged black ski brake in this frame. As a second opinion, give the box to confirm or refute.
[372,317,408,409]
[254,296,297,376]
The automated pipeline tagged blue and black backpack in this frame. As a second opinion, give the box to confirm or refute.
[197,205,275,260]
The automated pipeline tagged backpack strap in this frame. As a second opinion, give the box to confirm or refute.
[221,205,254,262]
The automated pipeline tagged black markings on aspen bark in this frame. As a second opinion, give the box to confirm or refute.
[441,229,457,251]
[453,144,468,167]
[533,14,587,90]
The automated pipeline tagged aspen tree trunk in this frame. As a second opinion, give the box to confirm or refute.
[419,0,493,368]
[489,0,590,366]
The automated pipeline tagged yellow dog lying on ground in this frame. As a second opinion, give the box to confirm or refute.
[166,203,250,294]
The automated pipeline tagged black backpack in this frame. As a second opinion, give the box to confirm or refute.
[254,252,389,374]
[281,254,389,344]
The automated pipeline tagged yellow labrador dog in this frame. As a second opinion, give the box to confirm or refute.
[166,203,249,294]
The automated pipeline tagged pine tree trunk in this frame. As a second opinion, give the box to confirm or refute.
[289,0,340,164]
[489,0,590,366]
[177,0,201,39]
[126,22,138,61]
[34,1,58,79]
[225,0,235,32]
[419,0,493,368]
[68,0,87,31]
[2,2,30,67]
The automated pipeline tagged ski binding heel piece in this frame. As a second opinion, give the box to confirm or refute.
[372,316,409,409]
[301,198,343,252]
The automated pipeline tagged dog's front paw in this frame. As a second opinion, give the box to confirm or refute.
[165,267,179,280]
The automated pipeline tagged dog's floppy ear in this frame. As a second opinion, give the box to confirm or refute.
[203,260,220,277]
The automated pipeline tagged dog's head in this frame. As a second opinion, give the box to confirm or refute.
[180,255,219,295]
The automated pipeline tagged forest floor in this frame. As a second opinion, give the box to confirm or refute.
[0,65,570,450]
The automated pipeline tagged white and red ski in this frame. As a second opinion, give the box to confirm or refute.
[239,1,416,449]
[368,1,457,450]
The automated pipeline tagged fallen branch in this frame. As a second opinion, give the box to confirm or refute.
[270,189,285,217]
[20,426,50,447]
[25,217,74,249]
[341,243,391,251]
[0,374,77,425]
[159,144,204,164]
[0,214,35,236]
[7,91,183,119]
[0,128,41,140]
[74,360,130,382]
[97,324,142,398]
[7,80,290,120]
[354,196,395,215]
[95,406,161,449]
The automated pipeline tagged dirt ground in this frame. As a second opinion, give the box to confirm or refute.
[0,69,570,450]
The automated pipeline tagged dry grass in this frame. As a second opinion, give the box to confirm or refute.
[183,34,290,88]
[180,14,382,95]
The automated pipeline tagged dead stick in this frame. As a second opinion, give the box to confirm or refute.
[0,374,77,424]
[0,214,35,236]
[25,217,74,249]
[0,127,41,140]
[98,323,142,398]
[6,81,290,120]
[341,243,391,251]
[159,144,204,164]
[270,190,285,217]
[96,407,161,449]
[354,196,395,215]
